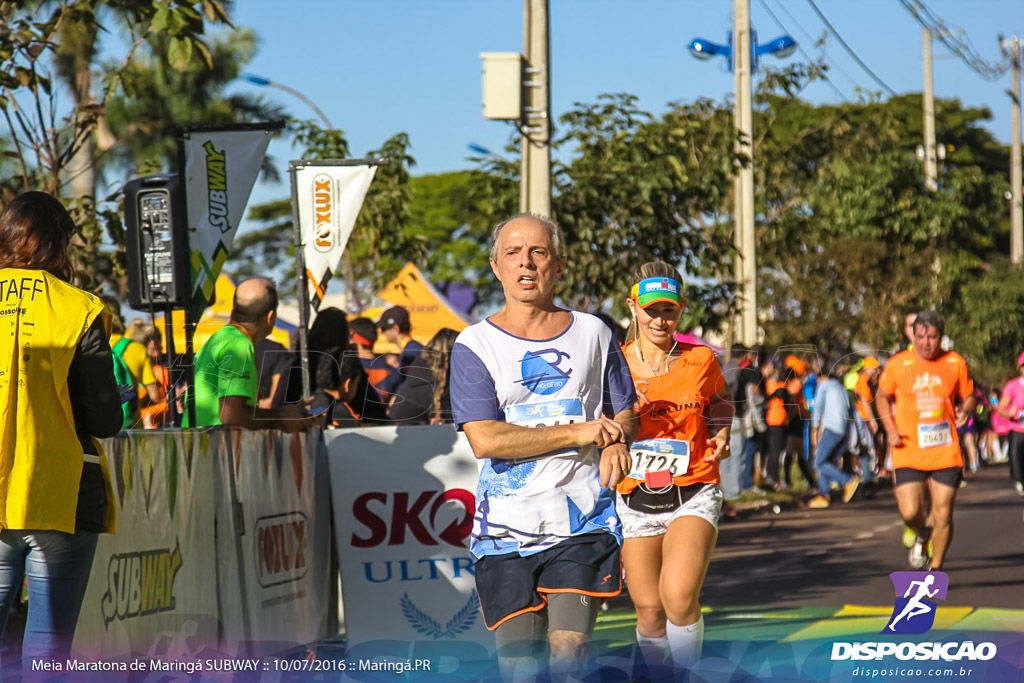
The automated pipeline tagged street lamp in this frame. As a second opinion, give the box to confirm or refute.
[467,142,512,164]
[688,2,795,347]
[239,73,334,130]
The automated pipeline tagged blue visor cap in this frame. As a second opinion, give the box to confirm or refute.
[631,277,684,308]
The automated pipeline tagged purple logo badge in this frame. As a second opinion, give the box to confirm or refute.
[883,571,949,635]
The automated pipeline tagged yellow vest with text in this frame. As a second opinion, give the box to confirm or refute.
[0,268,118,533]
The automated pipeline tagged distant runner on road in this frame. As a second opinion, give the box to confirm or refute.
[875,310,975,571]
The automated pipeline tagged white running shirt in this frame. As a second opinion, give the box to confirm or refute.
[450,312,635,558]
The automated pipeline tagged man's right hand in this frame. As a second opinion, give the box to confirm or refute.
[575,415,625,449]
[277,404,317,433]
[887,430,907,448]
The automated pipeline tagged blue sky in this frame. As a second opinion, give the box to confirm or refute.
[225,0,1021,200]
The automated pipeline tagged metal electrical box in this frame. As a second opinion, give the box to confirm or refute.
[480,52,524,120]
[123,173,191,309]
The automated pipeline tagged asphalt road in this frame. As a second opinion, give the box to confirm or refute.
[700,462,1024,610]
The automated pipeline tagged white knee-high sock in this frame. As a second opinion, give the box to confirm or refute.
[666,616,704,669]
[635,629,670,667]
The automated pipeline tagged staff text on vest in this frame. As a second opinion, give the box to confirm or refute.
[0,276,45,302]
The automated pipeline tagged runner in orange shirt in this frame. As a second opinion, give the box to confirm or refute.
[616,261,733,676]
[875,310,975,570]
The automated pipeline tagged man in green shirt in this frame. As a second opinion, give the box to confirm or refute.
[186,277,314,432]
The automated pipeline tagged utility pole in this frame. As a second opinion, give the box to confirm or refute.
[521,0,551,217]
[1009,35,1023,264]
[733,0,756,346]
[923,28,939,192]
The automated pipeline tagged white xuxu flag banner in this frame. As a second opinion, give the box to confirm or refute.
[293,162,377,313]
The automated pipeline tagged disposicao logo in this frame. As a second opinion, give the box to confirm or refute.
[830,571,997,663]
[885,571,948,635]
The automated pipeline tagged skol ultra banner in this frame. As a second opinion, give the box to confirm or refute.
[292,161,377,314]
[75,430,220,661]
[325,425,494,678]
[181,125,277,312]
[215,429,331,654]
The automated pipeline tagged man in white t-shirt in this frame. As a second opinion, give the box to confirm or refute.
[450,213,637,679]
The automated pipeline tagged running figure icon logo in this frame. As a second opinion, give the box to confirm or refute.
[883,571,949,635]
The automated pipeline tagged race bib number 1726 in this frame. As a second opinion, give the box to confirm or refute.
[628,439,690,480]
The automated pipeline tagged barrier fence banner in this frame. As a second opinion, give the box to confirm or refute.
[75,430,220,661]
[216,429,332,653]
[325,425,494,673]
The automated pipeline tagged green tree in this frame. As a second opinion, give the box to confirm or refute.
[232,120,420,310]
[754,85,1009,350]
[464,94,741,330]
[0,0,233,291]
[947,256,1024,382]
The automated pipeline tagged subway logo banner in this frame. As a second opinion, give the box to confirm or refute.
[181,124,279,313]
[293,161,377,315]
[75,430,220,660]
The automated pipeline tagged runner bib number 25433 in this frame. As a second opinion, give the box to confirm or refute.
[917,422,953,450]
[628,439,690,480]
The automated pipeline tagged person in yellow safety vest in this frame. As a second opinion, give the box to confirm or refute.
[0,191,122,673]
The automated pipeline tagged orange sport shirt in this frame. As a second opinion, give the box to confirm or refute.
[617,341,726,494]
[765,379,788,427]
[854,373,874,422]
[877,349,974,471]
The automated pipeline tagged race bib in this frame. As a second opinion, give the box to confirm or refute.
[628,439,690,480]
[917,422,953,450]
[504,397,585,428]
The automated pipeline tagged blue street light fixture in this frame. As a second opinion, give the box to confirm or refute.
[687,32,796,72]
[687,12,796,346]
[467,142,511,163]
[239,73,334,129]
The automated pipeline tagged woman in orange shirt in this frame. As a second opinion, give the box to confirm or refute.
[616,261,734,676]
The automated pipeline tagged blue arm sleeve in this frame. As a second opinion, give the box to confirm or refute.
[603,341,637,416]
[450,342,501,429]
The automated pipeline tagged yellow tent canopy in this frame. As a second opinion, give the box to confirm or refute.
[154,275,294,355]
[362,262,473,354]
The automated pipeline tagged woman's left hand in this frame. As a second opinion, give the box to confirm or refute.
[704,434,731,462]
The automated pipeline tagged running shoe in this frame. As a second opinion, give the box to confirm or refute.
[1015,482,1024,496]
[842,476,861,503]
[901,525,915,549]
[808,495,831,509]
[908,538,930,570]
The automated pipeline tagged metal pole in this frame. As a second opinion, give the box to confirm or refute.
[923,28,938,192]
[734,0,757,346]
[1011,36,1023,264]
[521,0,551,216]
[289,162,311,399]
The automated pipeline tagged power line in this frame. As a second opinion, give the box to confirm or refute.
[804,0,897,96]
[756,0,851,101]
[897,0,1010,81]
[770,0,863,93]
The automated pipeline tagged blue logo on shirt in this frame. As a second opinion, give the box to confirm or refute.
[517,349,572,394]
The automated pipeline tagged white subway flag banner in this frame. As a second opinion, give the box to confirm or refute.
[182,127,274,307]
[294,163,376,312]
